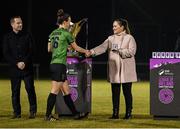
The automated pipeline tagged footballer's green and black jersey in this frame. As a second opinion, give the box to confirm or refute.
[49,28,74,65]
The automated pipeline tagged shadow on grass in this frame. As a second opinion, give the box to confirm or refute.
[129,120,180,128]
[0,114,12,118]
[132,114,153,119]
[88,113,152,119]
[0,113,152,120]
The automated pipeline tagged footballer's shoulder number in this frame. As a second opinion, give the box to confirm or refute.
[52,36,59,48]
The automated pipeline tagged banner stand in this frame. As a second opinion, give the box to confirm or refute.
[150,52,180,119]
[55,57,92,116]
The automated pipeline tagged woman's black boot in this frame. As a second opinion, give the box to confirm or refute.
[109,108,119,119]
[109,84,120,119]
[122,83,132,119]
[123,108,132,119]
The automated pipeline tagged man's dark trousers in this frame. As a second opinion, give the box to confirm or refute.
[11,74,37,115]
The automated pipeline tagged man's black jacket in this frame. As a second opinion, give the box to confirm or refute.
[3,31,34,77]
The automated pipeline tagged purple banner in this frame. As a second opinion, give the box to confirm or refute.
[150,59,180,70]
[67,57,79,64]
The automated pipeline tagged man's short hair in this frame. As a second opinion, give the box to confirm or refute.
[10,16,21,24]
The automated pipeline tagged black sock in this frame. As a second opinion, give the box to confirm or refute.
[46,93,57,117]
[63,94,78,115]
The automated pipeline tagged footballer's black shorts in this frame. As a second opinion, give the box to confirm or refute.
[50,63,67,82]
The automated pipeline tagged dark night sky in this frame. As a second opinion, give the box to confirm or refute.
[0,0,180,79]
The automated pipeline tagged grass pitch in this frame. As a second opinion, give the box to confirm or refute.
[0,79,180,128]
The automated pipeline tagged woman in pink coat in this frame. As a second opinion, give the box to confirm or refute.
[87,18,137,119]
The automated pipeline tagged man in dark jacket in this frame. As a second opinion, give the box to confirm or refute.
[3,16,37,119]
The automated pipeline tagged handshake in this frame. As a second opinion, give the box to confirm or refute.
[85,50,92,57]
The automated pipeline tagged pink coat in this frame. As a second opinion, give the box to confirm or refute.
[90,31,137,83]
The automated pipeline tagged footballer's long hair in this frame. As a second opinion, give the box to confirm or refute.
[56,9,70,25]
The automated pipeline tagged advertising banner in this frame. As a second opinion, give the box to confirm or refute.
[150,52,180,117]
[55,57,92,115]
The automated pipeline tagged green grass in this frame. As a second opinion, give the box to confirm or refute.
[0,79,180,128]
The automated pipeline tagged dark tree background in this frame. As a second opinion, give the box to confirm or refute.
[0,0,180,79]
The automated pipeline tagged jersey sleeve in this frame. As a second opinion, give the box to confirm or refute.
[66,32,75,45]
